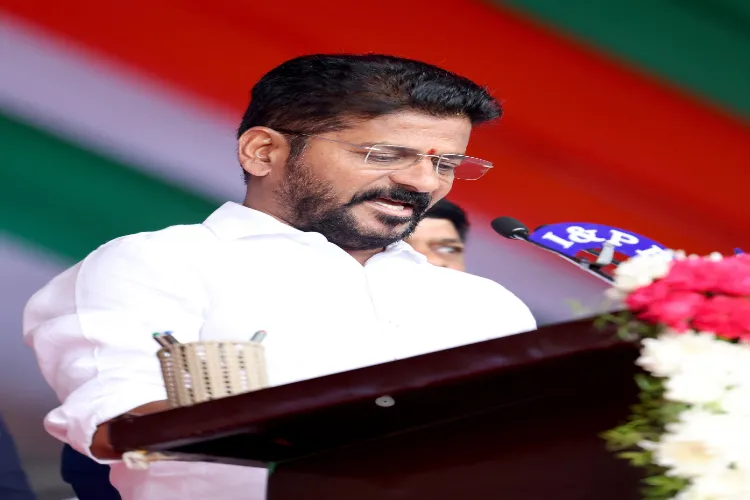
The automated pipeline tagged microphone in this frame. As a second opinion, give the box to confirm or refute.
[491,216,615,284]
[500,219,620,266]
[491,217,530,240]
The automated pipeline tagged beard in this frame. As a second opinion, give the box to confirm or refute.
[273,155,431,251]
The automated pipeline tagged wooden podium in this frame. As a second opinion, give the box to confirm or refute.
[109,317,643,499]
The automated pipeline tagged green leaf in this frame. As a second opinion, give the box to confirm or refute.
[635,373,659,391]
[592,315,609,329]
[565,299,586,315]
[618,451,652,466]
[601,371,689,498]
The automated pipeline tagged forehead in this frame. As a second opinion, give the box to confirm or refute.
[336,111,472,153]
[409,218,461,241]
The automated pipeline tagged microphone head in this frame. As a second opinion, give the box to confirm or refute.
[491,216,530,240]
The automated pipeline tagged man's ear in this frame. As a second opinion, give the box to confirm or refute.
[238,127,289,178]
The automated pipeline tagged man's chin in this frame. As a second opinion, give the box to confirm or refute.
[375,213,414,226]
[359,213,412,232]
[353,222,418,247]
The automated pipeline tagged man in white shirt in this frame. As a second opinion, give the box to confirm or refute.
[23,54,536,500]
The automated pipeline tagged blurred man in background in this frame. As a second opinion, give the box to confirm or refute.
[60,444,119,499]
[405,199,469,271]
[0,415,36,500]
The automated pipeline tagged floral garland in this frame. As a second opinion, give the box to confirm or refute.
[599,250,750,500]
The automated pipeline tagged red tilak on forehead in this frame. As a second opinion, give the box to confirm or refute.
[426,148,437,155]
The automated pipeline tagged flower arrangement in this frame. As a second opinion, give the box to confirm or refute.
[599,250,750,500]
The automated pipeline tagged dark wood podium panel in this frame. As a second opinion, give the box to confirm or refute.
[109,317,642,499]
[267,346,641,500]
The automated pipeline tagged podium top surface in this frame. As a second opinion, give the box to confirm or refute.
[109,316,636,465]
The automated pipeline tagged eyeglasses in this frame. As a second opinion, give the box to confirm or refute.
[274,129,493,181]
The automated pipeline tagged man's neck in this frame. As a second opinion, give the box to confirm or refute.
[346,248,385,266]
[243,195,292,228]
[243,196,385,266]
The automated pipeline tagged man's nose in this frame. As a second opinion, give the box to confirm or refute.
[388,157,443,194]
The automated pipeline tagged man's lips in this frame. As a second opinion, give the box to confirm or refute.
[364,198,415,217]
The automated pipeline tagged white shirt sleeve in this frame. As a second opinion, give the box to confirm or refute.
[495,284,537,334]
[454,269,538,338]
[23,233,208,460]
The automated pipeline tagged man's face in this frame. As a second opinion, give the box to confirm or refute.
[273,111,472,250]
[406,218,466,271]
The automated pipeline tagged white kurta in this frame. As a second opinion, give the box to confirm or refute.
[23,202,536,499]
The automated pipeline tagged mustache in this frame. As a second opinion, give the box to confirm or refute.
[349,187,432,214]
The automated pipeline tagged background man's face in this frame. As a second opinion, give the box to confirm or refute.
[406,217,466,271]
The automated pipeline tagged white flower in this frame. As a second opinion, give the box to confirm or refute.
[720,386,750,417]
[673,485,704,500]
[716,344,750,416]
[707,414,750,469]
[677,466,750,500]
[727,343,750,389]
[707,252,724,262]
[655,409,750,480]
[653,410,735,478]
[637,331,726,378]
[673,250,688,260]
[636,331,750,406]
[665,371,734,406]
[653,435,727,480]
[609,250,674,296]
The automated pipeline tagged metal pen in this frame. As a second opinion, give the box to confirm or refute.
[152,332,172,349]
[161,331,180,345]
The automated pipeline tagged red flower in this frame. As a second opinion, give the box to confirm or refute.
[659,258,719,293]
[713,255,750,296]
[626,280,671,311]
[692,296,750,340]
[632,290,707,332]
[622,254,750,335]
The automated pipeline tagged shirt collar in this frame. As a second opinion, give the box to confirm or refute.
[383,240,428,264]
[203,202,316,242]
[203,202,427,263]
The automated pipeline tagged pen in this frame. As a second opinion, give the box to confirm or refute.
[161,331,180,345]
[251,330,267,343]
[153,331,180,348]
[152,332,171,349]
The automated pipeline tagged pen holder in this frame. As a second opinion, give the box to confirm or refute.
[156,341,269,408]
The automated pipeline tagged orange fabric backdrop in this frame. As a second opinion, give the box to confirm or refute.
[3,0,749,253]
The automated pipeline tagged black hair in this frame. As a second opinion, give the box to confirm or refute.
[424,199,470,241]
[238,54,502,182]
